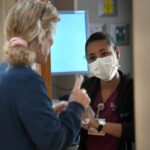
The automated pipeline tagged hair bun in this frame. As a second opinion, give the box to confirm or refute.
[4,43,36,66]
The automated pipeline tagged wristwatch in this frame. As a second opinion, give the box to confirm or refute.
[97,119,106,132]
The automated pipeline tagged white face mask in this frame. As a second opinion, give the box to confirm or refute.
[88,53,119,81]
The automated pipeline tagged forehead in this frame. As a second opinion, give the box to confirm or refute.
[87,40,112,54]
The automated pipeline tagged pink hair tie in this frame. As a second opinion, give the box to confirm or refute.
[10,37,28,48]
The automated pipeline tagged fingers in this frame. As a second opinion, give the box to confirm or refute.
[60,101,68,108]
[73,75,84,91]
[82,117,90,125]
[53,101,68,113]
[69,75,91,109]
[81,89,86,94]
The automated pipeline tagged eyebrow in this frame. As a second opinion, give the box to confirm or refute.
[98,48,108,52]
[88,48,108,56]
[88,53,95,57]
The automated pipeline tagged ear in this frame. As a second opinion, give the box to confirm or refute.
[115,46,120,59]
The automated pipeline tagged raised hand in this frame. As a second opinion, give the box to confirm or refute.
[69,75,91,109]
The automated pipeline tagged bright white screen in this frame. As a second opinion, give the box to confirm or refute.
[51,11,88,75]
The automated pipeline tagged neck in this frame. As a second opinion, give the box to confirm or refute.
[100,71,120,89]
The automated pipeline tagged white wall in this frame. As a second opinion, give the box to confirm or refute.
[133,0,150,149]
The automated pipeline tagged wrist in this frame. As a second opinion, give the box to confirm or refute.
[96,119,106,132]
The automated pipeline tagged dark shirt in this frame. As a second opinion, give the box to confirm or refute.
[79,71,134,150]
[86,89,119,150]
[0,62,7,76]
[0,66,84,150]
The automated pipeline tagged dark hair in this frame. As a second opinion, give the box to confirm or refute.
[85,32,116,56]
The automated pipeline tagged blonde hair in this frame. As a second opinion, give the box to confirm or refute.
[4,0,59,66]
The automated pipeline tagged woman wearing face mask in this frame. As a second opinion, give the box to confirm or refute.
[78,32,135,150]
[0,1,91,150]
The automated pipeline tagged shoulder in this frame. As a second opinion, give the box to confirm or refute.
[7,66,40,79]
[119,70,133,87]
[82,76,99,89]
[118,70,133,100]
[81,76,100,100]
[3,66,45,89]
[0,62,7,73]
[116,71,134,113]
[10,67,49,104]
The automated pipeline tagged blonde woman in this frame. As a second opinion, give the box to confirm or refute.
[0,0,90,150]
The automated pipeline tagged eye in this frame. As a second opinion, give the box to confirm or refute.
[101,52,110,57]
[87,56,97,63]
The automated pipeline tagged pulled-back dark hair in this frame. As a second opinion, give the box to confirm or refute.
[85,32,116,56]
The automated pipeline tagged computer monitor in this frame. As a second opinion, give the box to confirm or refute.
[51,11,89,75]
